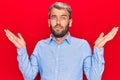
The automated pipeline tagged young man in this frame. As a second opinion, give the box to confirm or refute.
[4,2,118,80]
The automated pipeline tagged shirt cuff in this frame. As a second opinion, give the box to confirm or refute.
[94,46,104,56]
[17,46,27,55]
[94,46,105,64]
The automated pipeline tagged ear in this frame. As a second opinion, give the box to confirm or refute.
[69,19,72,27]
[48,19,50,27]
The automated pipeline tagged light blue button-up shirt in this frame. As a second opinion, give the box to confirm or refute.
[17,33,104,80]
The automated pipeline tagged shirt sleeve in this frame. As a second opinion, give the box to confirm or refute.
[90,46,104,80]
[83,41,105,80]
[17,44,39,80]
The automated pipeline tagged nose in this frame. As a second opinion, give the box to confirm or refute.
[56,18,60,25]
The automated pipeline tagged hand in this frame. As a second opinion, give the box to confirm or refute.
[95,27,119,48]
[4,29,26,49]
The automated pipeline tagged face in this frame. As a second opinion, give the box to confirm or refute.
[48,8,72,38]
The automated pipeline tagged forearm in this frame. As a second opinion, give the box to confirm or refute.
[89,46,105,80]
[17,47,38,80]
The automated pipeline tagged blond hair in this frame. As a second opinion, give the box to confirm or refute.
[48,2,72,19]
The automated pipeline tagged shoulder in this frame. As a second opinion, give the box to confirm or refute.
[71,36,90,47]
[71,36,92,56]
[35,38,50,47]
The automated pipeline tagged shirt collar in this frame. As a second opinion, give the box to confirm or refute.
[47,32,71,44]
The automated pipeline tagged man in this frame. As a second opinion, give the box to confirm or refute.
[4,2,118,80]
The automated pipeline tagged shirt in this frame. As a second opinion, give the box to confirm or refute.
[17,33,105,80]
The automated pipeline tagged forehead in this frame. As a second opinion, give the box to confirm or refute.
[50,8,69,16]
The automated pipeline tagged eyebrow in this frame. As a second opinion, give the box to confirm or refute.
[61,15,68,17]
[50,14,68,17]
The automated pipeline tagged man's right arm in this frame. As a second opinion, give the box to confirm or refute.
[17,46,39,80]
[4,29,39,80]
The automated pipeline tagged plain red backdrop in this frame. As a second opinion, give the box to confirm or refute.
[0,0,120,80]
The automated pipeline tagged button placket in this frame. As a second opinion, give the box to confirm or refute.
[55,45,60,80]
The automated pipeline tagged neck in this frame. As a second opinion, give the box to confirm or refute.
[52,32,68,44]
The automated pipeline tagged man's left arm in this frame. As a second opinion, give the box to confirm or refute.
[84,27,119,80]
[92,27,119,79]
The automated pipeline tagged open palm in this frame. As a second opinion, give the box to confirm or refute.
[95,27,119,48]
[4,29,26,49]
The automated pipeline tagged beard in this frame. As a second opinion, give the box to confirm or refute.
[50,23,69,38]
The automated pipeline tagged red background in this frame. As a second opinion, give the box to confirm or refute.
[0,0,120,80]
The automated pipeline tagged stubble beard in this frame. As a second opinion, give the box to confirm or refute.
[50,23,69,38]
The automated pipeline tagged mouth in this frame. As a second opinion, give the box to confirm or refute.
[54,27,63,32]
[55,25,63,30]
[53,27,63,34]
[55,25,62,28]
[55,27,62,30]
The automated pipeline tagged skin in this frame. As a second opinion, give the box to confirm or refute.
[95,27,119,48]
[4,8,119,49]
[48,8,72,44]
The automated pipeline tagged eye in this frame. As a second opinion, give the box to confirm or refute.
[61,16,67,20]
[60,15,69,21]
[50,15,57,20]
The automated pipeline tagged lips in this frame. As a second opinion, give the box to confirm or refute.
[55,25,63,29]
[55,27,62,29]
[54,27,63,33]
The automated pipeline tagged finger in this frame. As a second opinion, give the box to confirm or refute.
[7,35,20,48]
[109,27,119,39]
[98,28,117,47]
[5,32,16,43]
[95,32,104,44]
[98,32,104,39]
[5,29,18,39]
[104,27,116,39]
[103,27,118,42]
[105,27,118,41]
[5,31,21,48]
[106,27,116,36]
[17,33,24,40]
[96,40,106,48]
[5,30,16,40]
[4,29,9,35]
[4,29,7,33]
[6,34,15,44]
[5,30,20,43]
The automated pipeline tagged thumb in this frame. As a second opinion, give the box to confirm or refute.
[98,32,104,39]
[17,33,24,40]
[95,32,104,44]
